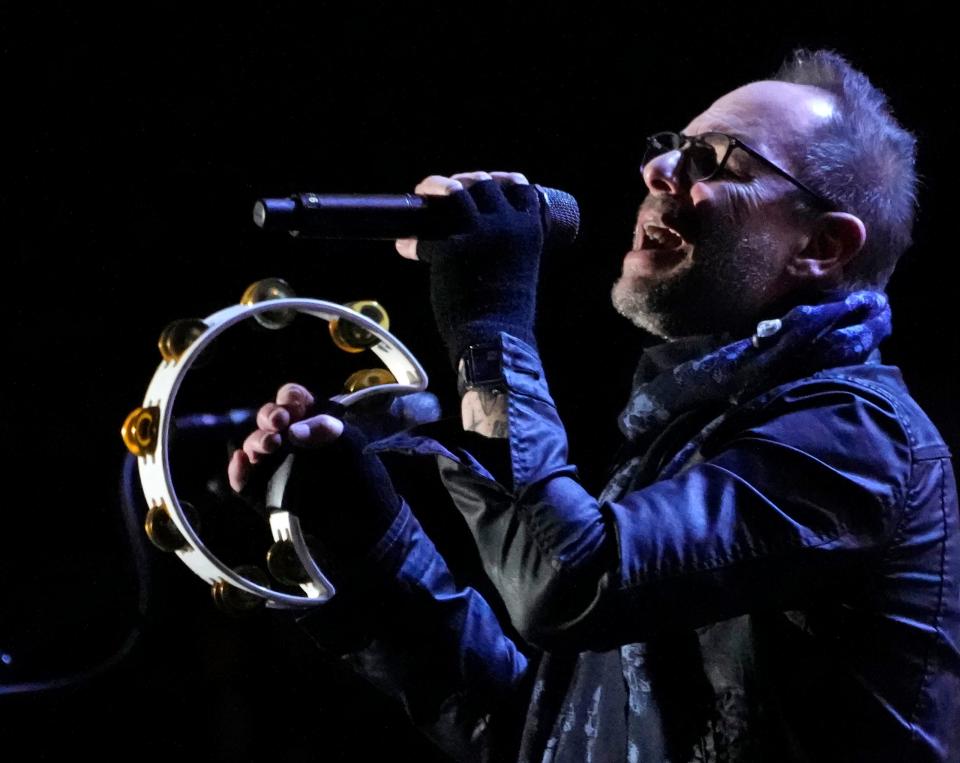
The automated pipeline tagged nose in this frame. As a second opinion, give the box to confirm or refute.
[642,149,689,196]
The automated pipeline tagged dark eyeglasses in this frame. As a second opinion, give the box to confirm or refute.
[641,131,834,210]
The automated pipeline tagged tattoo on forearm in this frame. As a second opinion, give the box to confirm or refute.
[461,388,509,439]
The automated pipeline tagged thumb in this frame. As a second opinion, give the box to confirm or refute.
[287,414,344,446]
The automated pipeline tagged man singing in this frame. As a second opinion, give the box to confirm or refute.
[229,49,959,761]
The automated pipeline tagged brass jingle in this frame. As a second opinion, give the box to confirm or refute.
[144,500,200,553]
[158,319,207,363]
[241,277,297,330]
[329,300,390,353]
[343,368,397,393]
[121,406,160,457]
[266,538,318,586]
[210,565,271,616]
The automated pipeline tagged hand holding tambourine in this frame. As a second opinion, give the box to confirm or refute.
[121,279,428,613]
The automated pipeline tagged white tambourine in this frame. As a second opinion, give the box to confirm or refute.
[122,279,428,613]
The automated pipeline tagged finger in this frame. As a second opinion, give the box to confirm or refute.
[228,449,250,493]
[502,182,541,213]
[448,171,493,189]
[396,237,419,261]
[276,383,314,420]
[242,429,282,463]
[256,402,290,432]
[288,414,345,446]
[404,172,490,262]
[466,177,506,213]
[489,172,538,213]
[489,171,530,186]
[413,175,465,196]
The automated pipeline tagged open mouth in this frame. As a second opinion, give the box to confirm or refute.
[626,218,692,277]
[638,222,686,251]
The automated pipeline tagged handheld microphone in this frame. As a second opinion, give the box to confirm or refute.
[253,185,580,248]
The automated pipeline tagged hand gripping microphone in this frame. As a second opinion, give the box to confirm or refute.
[252,185,580,248]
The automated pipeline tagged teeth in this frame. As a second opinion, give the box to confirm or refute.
[642,223,683,249]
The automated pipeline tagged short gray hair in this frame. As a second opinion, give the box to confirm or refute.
[772,48,919,290]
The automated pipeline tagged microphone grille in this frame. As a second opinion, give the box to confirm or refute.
[536,185,580,248]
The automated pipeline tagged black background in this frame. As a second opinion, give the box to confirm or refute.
[2,3,956,759]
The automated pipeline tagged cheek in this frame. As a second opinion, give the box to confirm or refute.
[687,186,732,241]
[692,183,755,229]
[690,182,717,207]
[741,200,806,252]
[691,183,792,244]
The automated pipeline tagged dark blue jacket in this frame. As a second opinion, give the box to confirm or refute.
[298,333,960,762]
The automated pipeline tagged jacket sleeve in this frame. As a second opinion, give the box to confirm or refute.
[426,332,913,652]
[294,497,531,762]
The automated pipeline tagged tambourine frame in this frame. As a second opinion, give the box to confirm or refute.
[134,298,428,609]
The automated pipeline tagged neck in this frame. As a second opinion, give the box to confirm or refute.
[719,285,854,341]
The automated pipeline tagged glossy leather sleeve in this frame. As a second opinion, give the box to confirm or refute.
[295,498,531,762]
[420,333,913,652]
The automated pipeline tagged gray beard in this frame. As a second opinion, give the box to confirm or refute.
[611,217,782,340]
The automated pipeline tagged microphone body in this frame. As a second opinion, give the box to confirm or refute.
[253,185,580,248]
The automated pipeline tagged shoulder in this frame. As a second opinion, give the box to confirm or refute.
[729,363,948,459]
[701,362,952,515]
[700,365,930,524]
[809,365,951,459]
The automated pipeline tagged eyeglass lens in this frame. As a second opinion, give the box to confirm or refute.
[643,133,731,183]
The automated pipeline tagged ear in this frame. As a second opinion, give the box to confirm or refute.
[788,212,867,282]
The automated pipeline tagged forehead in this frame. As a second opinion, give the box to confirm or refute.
[683,80,836,161]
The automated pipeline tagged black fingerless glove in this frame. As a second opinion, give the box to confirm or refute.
[268,425,404,654]
[417,180,544,368]
[267,422,403,564]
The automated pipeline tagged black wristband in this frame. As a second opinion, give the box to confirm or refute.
[457,341,506,395]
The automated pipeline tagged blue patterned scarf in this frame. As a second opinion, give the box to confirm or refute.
[600,289,893,505]
[616,289,893,446]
